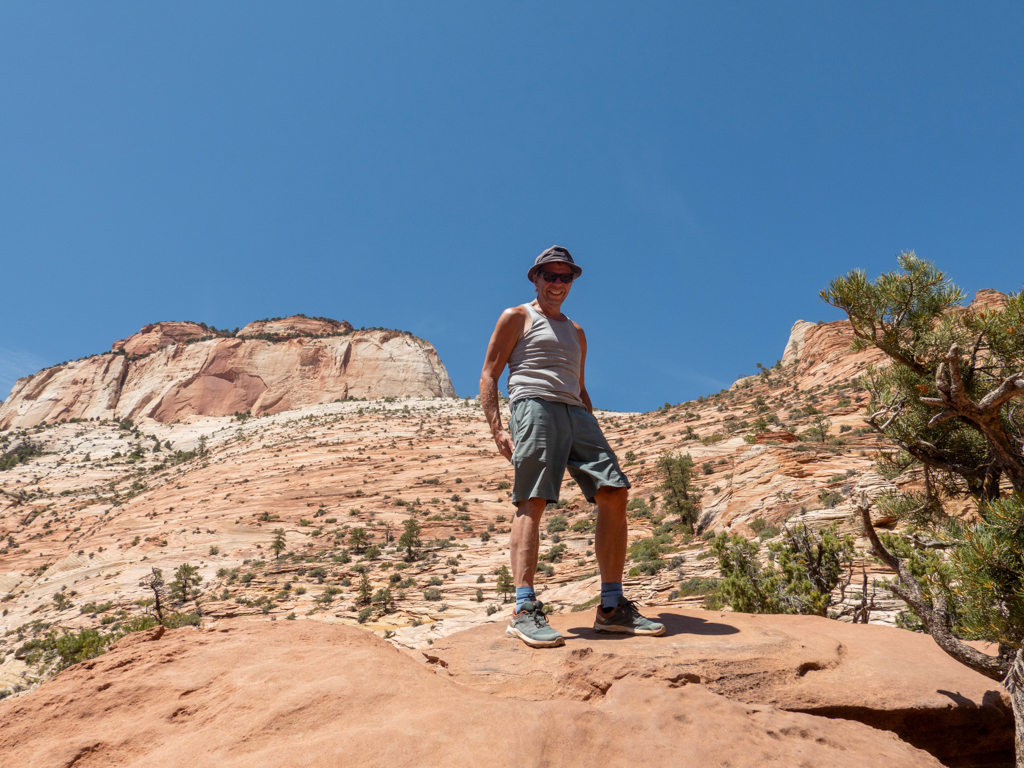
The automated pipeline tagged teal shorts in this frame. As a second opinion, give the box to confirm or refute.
[508,397,630,506]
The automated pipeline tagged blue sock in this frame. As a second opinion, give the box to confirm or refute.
[601,582,623,611]
[515,586,536,612]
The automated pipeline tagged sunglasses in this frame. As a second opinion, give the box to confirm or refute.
[537,270,575,284]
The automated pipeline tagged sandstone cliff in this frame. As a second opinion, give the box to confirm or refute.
[0,317,456,429]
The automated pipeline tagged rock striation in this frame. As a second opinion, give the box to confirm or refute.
[0,619,947,768]
[0,317,456,429]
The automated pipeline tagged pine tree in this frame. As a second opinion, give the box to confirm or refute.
[349,527,370,554]
[170,563,202,604]
[358,571,372,605]
[496,565,514,603]
[372,586,393,613]
[824,253,1024,760]
[270,529,287,559]
[398,519,422,561]
[806,413,833,443]
[655,452,700,531]
[140,567,166,622]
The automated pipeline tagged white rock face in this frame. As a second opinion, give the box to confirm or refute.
[0,354,127,429]
[0,326,456,429]
[782,320,817,366]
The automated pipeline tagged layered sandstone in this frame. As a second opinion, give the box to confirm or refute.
[0,619,946,768]
[0,317,455,429]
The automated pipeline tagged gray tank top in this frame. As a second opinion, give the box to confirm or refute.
[507,303,583,407]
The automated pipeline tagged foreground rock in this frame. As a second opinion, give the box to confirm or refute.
[430,608,1012,766]
[0,619,944,768]
[0,317,456,428]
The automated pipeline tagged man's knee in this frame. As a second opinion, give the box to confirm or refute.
[595,485,628,512]
[515,497,547,520]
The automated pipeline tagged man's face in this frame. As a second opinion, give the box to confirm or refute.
[533,261,574,307]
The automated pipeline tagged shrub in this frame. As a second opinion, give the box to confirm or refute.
[541,543,567,563]
[629,535,670,562]
[423,588,442,601]
[711,524,854,616]
[547,515,568,533]
[54,628,109,670]
[677,576,721,598]
[818,489,844,509]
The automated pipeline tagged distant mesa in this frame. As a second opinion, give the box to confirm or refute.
[0,315,456,430]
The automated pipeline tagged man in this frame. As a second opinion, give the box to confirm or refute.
[480,246,665,648]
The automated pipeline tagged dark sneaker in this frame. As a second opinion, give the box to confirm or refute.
[506,600,565,648]
[594,596,666,636]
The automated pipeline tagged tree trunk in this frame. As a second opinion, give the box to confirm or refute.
[1010,685,1024,768]
[1005,648,1024,768]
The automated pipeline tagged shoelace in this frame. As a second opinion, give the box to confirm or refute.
[522,602,550,629]
[619,599,643,620]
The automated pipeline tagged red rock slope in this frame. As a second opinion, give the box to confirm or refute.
[0,618,945,768]
[0,317,456,429]
[431,608,1012,766]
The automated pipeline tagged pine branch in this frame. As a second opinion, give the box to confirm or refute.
[857,495,1009,682]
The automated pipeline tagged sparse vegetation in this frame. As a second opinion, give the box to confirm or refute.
[711,524,855,617]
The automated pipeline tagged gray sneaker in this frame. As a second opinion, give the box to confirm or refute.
[594,596,666,636]
[506,600,565,648]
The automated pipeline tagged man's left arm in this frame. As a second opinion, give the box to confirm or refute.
[574,323,593,414]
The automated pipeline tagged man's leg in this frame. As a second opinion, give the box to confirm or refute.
[594,485,628,608]
[510,497,546,608]
[592,486,665,636]
[506,496,565,647]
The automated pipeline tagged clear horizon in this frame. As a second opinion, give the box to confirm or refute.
[2,4,1021,411]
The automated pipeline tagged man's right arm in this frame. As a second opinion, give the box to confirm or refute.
[480,307,526,463]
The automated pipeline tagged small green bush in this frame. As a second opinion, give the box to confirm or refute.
[547,515,568,533]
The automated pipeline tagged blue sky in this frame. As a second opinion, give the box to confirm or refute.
[1,3,1021,412]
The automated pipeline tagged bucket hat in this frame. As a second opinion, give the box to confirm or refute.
[527,246,583,282]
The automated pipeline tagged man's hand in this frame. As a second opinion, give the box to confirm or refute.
[493,429,515,463]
